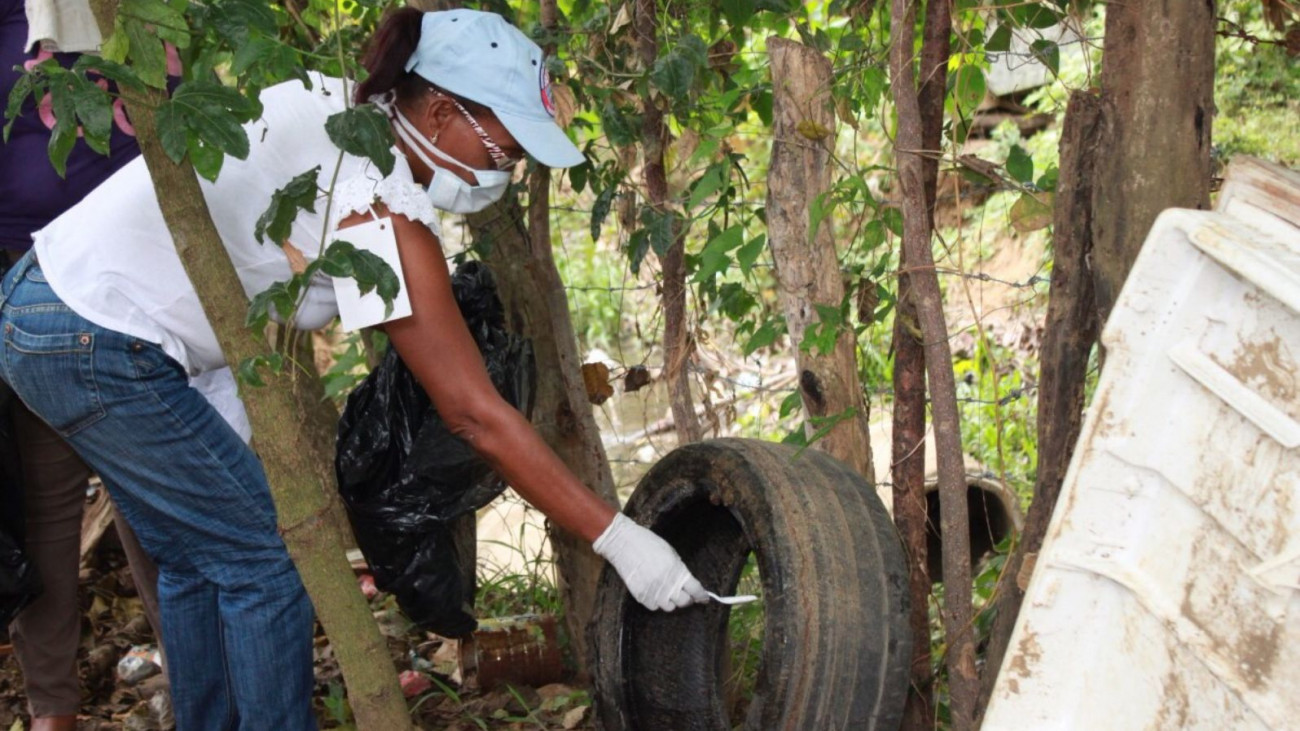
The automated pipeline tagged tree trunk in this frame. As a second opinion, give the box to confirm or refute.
[85,3,410,728]
[889,0,976,727]
[635,0,701,446]
[976,91,1103,719]
[979,2,1216,712]
[891,2,951,727]
[764,37,874,479]
[1090,0,1216,325]
[467,191,619,677]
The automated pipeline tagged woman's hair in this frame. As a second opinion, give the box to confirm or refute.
[354,7,492,117]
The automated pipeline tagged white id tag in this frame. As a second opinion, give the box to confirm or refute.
[331,216,412,331]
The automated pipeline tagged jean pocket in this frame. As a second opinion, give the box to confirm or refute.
[129,338,183,380]
[3,322,106,437]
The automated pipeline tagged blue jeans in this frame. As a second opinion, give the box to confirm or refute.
[0,252,316,730]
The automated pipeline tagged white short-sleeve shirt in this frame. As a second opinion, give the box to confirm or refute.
[33,73,438,375]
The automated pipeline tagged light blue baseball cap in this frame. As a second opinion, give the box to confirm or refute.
[404,10,585,169]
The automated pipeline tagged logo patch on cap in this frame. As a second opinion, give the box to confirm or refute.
[539,60,556,118]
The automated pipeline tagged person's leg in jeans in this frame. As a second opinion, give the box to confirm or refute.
[9,381,169,728]
[0,257,316,730]
[2,250,168,728]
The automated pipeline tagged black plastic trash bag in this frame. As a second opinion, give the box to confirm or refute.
[336,261,534,638]
[0,380,42,627]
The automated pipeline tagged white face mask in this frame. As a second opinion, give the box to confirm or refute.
[391,107,512,214]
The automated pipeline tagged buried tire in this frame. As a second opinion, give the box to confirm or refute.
[590,438,911,731]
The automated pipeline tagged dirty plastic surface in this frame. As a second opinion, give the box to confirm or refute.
[335,261,534,638]
[984,157,1300,729]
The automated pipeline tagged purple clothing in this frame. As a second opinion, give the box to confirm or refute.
[0,0,142,251]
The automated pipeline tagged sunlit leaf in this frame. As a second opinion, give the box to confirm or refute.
[694,224,744,282]
[950,64,986,116]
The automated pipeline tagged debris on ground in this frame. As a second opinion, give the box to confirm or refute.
[0,527,594,729]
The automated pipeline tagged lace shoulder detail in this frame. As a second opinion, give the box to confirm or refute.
[332,153,441,237]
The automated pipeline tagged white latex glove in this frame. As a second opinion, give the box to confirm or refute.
[593,513,710,612]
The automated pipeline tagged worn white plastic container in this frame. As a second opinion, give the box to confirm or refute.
[983,158,1300,730]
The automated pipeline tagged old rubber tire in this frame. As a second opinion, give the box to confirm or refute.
[589,438,911,731]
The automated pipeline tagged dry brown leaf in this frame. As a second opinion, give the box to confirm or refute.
[550,83,578,130]
[562,705,589,730]
[1009,192,1054,233]
[281,241,308,274]
[580,362,614,405]
[610,2,633,35]
[796,118,832,141]
[623,364,652,393]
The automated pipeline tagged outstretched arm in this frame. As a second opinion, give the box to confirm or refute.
[342,206,617,542]
[336,207,708,611]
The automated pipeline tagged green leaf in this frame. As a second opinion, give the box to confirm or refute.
[808,190,836,242]
[100,23,130,64]
[171,81,257,160]
[687,163,726,210]
[986,24,1012,53]
[124,14,169,88]
[568,161,590,195]
[651,36,708,100]
[211,0,277,46]
[626,229,650,274]
[651,52,696,99]
[188,137,225,181]
[347,246,401,304]
[716,282,757,320]
[1036,164,1059,193]
[590,185,616,242]
[800,303,843,356]
[743,317,784,356]
[246,280,295,330]
[779,390,802,418]
[882,207,904,238]
[4,68,40,143]
[236,353,285,388]
[255,167,321,244]
[326,105,395,176]
[950,64,986,116]
[155,101,187,163]
[599,101,636,147]
[1013,3,1062,29]
[859,67,887,111]
[694,224,744,282]
[721,0,756,28]
[1005,144,1034,184]
[46,73,78,177]
[1030,39,1060,76]
[641,207,676,258]
[736,234,765,275]
[237,356,266,388]
[862,219,887,250]
[230,37,275,77]
[120,0,190,47]
[69,75,113,156]
[71,56,144,92]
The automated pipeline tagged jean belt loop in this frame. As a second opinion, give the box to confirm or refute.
[0,249,38,309]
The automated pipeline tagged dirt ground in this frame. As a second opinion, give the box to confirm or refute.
[0,531,595,731]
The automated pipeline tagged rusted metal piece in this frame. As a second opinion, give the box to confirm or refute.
[458,614,564,691]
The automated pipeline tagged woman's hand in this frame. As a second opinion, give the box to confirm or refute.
[593,514,709,611]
